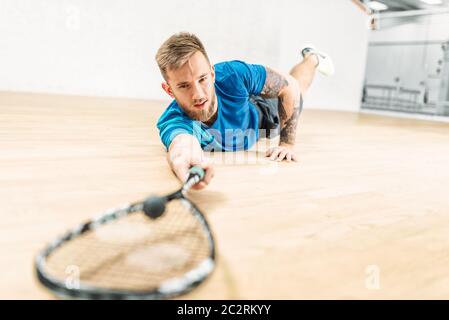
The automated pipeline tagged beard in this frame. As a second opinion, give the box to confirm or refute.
[182,95,217,124]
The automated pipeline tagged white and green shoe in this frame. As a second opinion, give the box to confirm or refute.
[301,45,335,77]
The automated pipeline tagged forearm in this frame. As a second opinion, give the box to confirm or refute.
[260,67,302,146]
[261,66,301,162]
[278,79,301,145]
[169,134,195,159]
[168,134,204,181]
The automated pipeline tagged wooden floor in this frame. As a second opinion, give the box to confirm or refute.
[1,91,449,299]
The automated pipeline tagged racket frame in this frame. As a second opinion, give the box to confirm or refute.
[35,174,216,300]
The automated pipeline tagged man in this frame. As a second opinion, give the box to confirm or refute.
[156,32,334,189]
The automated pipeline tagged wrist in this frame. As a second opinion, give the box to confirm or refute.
[279,141,294,147]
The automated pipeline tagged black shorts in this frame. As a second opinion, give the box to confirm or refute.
[250,94,303,138]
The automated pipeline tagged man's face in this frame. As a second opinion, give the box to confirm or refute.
[163,51,216,123]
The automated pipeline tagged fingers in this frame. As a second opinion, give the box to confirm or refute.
[269,148,282,161]
[291,153,299,162]
[265,148,272,157]
[191,158,214,190]
[265,146,298,162]
[277,149,288,162]
[171,153,215,190]
[191,181,206,190]
[202,162,215,185]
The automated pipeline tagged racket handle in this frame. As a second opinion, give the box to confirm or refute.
[188,166,205,181]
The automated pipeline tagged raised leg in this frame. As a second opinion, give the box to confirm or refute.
[289,54,318,96]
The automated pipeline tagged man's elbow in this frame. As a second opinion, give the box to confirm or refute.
[278,75,300,98]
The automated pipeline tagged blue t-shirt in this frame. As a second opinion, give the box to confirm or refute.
[156,60,267,151]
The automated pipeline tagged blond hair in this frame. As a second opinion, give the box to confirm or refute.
[155,32,211,81]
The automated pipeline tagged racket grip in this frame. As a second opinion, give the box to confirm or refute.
[189,166,205,181]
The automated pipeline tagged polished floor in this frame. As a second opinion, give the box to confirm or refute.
[1,91,449,299]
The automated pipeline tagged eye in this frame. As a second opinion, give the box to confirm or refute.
[199,76,207,83]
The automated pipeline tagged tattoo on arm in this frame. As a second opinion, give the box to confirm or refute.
[279,92,301,145]
[260,66,301,145]
[260,67,288,98]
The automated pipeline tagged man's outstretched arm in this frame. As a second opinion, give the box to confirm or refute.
[167,133,214,189]
[260,66,302,162]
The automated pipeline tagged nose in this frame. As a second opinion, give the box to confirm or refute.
[192,82,206,103]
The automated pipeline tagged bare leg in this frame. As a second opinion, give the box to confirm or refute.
[289,54,319,96]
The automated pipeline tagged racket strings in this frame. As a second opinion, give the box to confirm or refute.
[45,199,212,291]
[48,215,207,288]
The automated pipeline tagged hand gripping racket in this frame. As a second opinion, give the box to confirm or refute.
[34,166,215,299]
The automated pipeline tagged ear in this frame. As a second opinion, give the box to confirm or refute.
[210,65,215,82]
[161,82,175,98]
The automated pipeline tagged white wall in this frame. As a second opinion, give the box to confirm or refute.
[279,1,370,111]
[0,0,369,111]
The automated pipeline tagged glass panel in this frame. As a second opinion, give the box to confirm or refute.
[362,36,449,116]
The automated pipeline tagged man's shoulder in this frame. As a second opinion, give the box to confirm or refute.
[157,100,190,127]
[214,60,251,95]
[214,60,248,76]
[214,60,265,85]
[162,99,182,115]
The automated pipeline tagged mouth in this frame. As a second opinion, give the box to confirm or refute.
[193,100,207,109]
